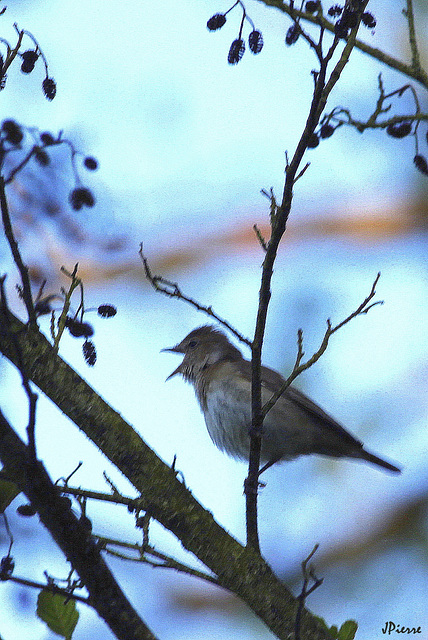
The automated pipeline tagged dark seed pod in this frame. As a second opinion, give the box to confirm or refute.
[320,123,335,138]
[84,156,98,170]
[65,317,94,338]
[17,504,37,517]
[2,119,24,144]
[35,295,55,316]
[341,9,358,29]
[20,50,39,74]
[207,13,226,31]
[59,496,73,510]
[305,1,320,12]
[285,23,300,46]
[80,515,93,533]
[307,133,319,148]
[40,131,55,145]
[328,4,343,17]
[0,556,14,579]
[42,77,57,100]
[248,30,263,54]
[361,12,376,28]
[34,147,50,166]
[414,154,428,175]
[69,186,96,210]
[83,340,97,366]
[97,304,117,318]
[386,121,412,138]
[334,19,350,39]
[228,38,245,65]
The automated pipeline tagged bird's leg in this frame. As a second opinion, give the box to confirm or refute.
[258,456,282,477]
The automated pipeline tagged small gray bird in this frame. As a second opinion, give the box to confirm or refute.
[164,325,401,474]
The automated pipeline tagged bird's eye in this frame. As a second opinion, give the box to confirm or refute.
[188,339,198,349]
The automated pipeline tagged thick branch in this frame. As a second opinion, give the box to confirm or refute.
[0,309,332,640]
[0,410,158,640]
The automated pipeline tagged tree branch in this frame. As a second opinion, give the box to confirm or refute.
[0,177,37,325]
[246,0,370,554]
[261,273,383,418]
[255,0,428,90]
[0,408,159,640]
[140,245,251,347]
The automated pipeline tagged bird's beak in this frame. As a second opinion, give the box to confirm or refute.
[165,364,182,381]
[161,346,181,353]
[161,345,184,380]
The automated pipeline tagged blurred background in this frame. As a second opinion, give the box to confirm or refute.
[0,0,427,638]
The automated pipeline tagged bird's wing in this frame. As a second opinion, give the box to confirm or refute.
[237,359,363,447]
[284,385,362,445]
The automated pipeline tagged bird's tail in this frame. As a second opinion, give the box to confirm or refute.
[361,449,401,474]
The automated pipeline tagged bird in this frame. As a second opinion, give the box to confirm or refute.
[163,325,401,474]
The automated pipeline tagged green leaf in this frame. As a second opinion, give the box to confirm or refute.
[37,590,79,640]
[313,617,358,639]
[338,620,358,640]
[313,615,330,631]
[0,478,20,512]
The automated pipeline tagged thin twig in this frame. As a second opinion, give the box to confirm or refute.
[0,275,38,459]
[295,544,323,640]
[99,536,220,586]
[0,177,37,325]
[253,224,268,251]
[325,77,427,134]
[139,245,251,347]
[262,273,382,418]
[293,162,310,184]
[59,485,137,507]
[2,512,13,556]
[53,264,81,351]
[24,376,38,462]
[1,25,24,77]
[2,574,90,605]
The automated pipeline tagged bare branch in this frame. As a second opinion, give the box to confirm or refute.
[2,574,90,605]
[53,264,81,351]
[253,224,268,251]
[139,245,252,347]
[262,273,383,418]
[255,0,428,89]
[0,177,37,325]
[100,536,220,587]
[295,544,324,640]
[0,276,38,458]
[0,408,159,640]
[247,0,371,553]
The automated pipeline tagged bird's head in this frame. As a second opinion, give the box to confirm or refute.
[162,325,242,382]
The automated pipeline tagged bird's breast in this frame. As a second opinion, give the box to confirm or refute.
[202,376,252,460]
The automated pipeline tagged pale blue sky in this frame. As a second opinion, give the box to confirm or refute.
[1,2,427,639]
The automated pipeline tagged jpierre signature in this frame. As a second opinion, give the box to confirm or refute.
[382,622,422,635]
